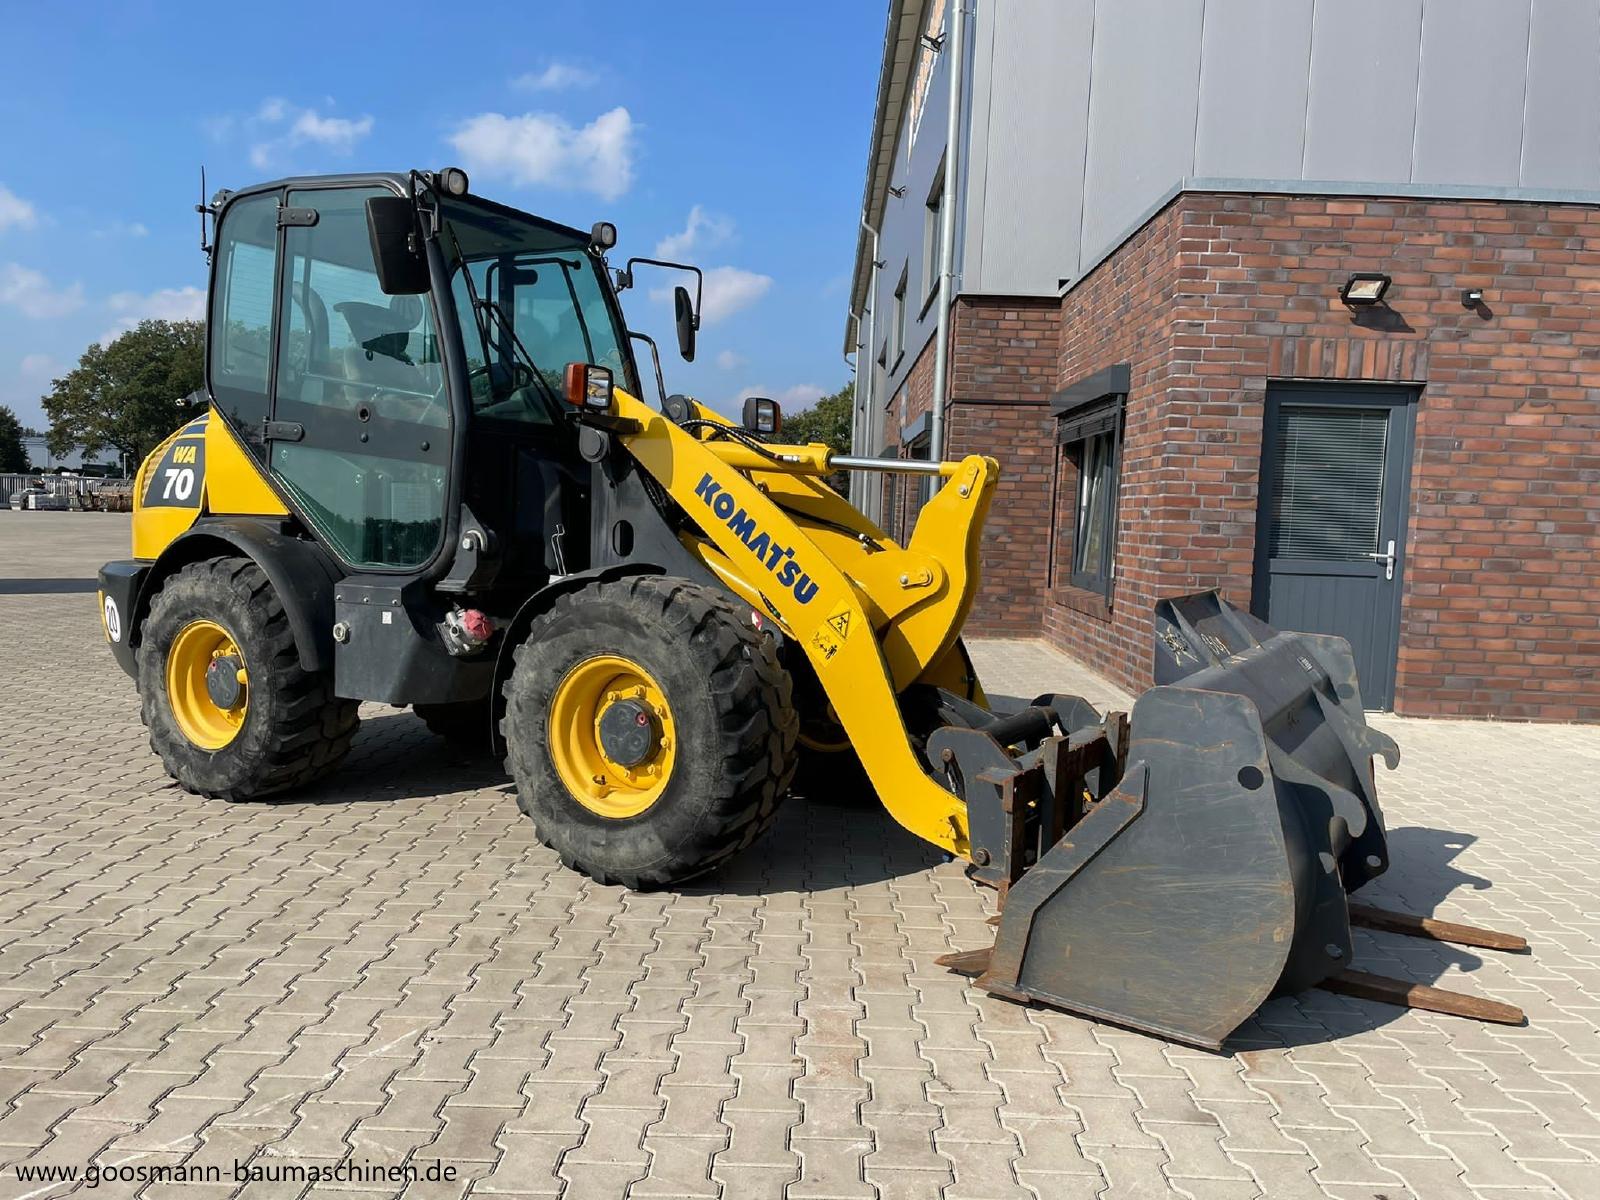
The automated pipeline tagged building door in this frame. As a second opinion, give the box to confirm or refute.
[1252,382,1416,710]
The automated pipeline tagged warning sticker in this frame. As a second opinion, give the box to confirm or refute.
[807,602,855,663]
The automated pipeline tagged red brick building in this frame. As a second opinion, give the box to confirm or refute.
[849,3,1600,720]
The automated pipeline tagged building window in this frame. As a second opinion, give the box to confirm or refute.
[923,169,944,308]
[891,267,908,365]
[908,0,947,145]
[1052,373,1127,599]
[1067,429,1118,594]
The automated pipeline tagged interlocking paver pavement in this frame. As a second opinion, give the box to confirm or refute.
[1,511,1597,1199]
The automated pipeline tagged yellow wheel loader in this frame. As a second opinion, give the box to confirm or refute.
[98,169,1526,1048]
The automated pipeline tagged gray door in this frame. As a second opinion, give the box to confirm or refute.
[1252,383,1416,710]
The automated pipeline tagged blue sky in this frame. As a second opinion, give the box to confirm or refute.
[0,2,881,430]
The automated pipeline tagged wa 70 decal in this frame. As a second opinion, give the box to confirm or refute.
[142,434,207,510]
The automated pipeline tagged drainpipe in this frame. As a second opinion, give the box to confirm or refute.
[928,0,968,465]
[853,215,881,511]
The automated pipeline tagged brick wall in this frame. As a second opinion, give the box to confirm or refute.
[945,191,1600,721]
[945,297,1058,636]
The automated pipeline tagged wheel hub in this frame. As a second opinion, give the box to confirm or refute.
[597,698,659,768]
[165,619,249,751]
[547,654,676,819]
[205,654,246,710]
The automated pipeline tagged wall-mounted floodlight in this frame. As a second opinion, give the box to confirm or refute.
[1339,273,1391,307]
[1461,287,1484,308]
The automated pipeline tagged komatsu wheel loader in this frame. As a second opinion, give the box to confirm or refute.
[98,169,1526,1049]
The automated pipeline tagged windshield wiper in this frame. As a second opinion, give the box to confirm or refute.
[472,298,562,411]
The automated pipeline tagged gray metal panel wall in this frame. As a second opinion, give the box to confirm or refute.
[1412,0,1532,186]
[1194,0,1313,180]
[1079,0,1204,268]
[968,0,1093,294]
[866,0,957,413]
[1522,0,1600,188]
[1302,0,1424,182]
[863,0,1600,352]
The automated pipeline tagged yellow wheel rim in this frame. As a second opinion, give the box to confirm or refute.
[549,654,676,819]
[166,619,249,750]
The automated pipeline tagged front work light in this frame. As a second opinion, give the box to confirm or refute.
[742,396,782,436]
[590,221,618,252]
[438,167,471,196]
[564,363,614,411]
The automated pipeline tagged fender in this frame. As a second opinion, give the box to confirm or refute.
[134,517,343,673]
[489,563,663,755]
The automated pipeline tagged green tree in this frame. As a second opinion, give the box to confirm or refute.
[780,381,854,492]
[43,320,205,469]
[781,381,854,455]
[0,405,28,473]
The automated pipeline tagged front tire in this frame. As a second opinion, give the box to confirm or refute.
[139,557,359,800]
[501,576,797,889]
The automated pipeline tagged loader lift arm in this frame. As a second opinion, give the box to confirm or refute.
[605,386,994,856]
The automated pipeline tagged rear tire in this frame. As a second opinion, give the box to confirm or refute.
[139,557,359,800]
[501,576,798,889]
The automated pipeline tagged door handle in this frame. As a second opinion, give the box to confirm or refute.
[1366,539,1396,581]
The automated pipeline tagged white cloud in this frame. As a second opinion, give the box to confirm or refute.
[100,285,206,343]
[93,220,149,239]
[513,63,597,91]
[19,353,59,380]
[0,185,36,232]
[655,205,735,261]
[715,349,744,371]
[735,383,826,410]
[0,264,85,318]
[448,107,636,201]
[652,266,771,325]
[244,99,375,169]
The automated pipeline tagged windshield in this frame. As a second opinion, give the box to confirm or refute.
[439,198,633,425]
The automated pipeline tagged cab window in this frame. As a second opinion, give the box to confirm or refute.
[208,193,278,433]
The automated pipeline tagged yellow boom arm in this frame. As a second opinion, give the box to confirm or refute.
[611,388,996,855]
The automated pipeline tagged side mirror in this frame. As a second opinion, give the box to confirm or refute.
[365,196,429,296]
[674,285,697,362]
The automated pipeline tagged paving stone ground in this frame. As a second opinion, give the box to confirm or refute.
[1,510,1597,1199]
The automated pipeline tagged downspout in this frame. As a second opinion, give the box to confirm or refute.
[854,215,881,511]
[929,0,968,464]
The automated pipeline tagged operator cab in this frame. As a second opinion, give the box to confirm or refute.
[205,170,647,609]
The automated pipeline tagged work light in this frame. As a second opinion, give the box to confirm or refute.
[564,363,614,412]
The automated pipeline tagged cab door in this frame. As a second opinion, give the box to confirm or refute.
[267,186,451,571]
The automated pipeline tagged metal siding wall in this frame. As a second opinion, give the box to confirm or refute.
[874,0,1600,303]
[1194,0,1313,180]
[872,0,955,405]
[1522,0,1600,188]
[975,0,1094,293]
[1302,0,1424,181]
[1413,0,1532,187]
[1080,0,1204,269]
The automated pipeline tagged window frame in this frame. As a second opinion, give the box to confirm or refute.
[1054,392,1125,600]
[891,266,908,368]
[922,167,944,311]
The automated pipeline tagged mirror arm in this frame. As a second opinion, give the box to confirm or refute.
[618,256,704,327]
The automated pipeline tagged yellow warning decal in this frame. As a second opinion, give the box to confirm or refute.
[808,601,854,663]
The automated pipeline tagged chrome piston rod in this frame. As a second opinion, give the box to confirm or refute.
[829,455,947,476]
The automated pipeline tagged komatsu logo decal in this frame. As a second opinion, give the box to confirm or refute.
[693,473,819,606]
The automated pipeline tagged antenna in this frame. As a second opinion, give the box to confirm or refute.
[196,166,212,261]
